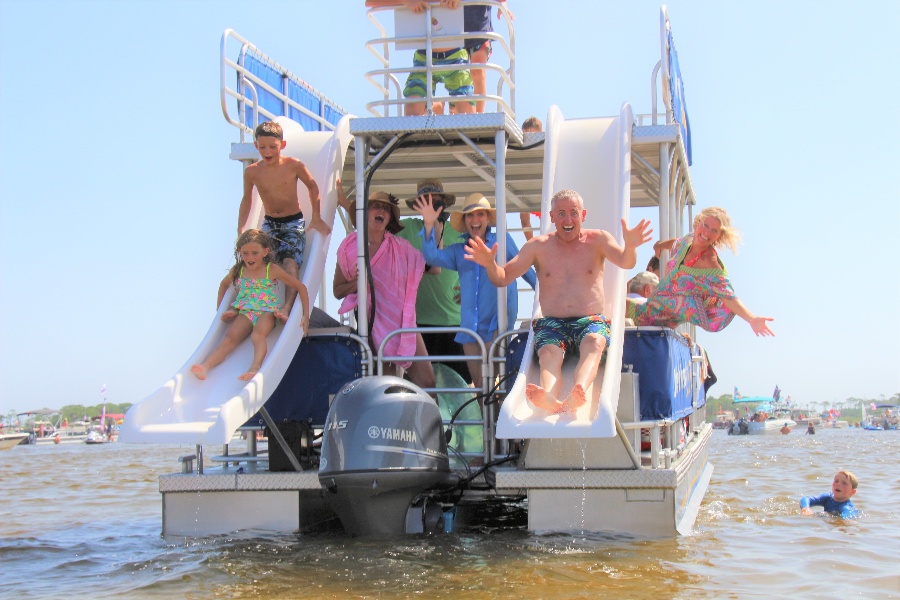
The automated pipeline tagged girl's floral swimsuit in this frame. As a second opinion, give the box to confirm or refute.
[627,234,737,332]
[232,264,280,325]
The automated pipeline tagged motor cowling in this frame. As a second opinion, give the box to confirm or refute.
[318,376,455,535]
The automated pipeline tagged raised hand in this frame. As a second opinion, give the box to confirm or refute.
[622,218,653,249]
[463,235,498,267]
[413,193,443,230]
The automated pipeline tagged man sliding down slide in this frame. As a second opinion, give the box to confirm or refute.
[465,190,652,413]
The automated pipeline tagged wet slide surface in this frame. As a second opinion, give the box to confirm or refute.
[496,105,634,440]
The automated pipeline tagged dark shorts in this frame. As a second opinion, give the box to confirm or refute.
[262,212,306,267]
[532,314,611,359]
[465,39,491,57]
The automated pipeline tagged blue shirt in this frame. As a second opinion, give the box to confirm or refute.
[421,227,536,345]
[800,493,858,519]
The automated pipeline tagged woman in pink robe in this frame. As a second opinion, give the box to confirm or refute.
[334,191,435,390]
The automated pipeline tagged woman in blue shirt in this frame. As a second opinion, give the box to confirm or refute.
[414,192,536,388]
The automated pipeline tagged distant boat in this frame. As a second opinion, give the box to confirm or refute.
[861,402,898,431]
[85,430,109,445]
[0,432,29,450]
[730,387,796,435]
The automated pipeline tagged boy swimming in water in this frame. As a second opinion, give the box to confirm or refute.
[800,470,859,519]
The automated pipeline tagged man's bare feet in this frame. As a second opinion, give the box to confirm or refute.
[526,383,565,413]
[190,364,208,380]
[238,368,260,381]
[564,384,587,411]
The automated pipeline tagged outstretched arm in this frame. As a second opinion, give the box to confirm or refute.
[296,161,330,236]
[722,297,775,337]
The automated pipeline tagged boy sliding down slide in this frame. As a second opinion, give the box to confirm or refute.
[464,189,652,413]
[238,121,329,320]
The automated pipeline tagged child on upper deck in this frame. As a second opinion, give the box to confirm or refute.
[238,121,330,319]
[800,470,859,519]
[366,0,476,115]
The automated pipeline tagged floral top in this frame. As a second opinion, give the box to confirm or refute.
[628,235,737,332]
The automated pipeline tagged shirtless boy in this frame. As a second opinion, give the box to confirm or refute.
[238,121,331,320]
[464,189,652,413]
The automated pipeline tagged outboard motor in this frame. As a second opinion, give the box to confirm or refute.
[319,376,457,536]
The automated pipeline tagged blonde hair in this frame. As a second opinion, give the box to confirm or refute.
[694,207,741,254]
[837,470,859,489]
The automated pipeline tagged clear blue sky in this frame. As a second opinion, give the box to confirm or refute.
[1,0,898,415]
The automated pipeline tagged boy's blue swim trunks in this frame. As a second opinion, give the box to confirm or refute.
[262,212,306,267]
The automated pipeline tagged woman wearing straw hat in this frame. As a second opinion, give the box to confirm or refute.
[334,191,436,390]
[413,192,536,390]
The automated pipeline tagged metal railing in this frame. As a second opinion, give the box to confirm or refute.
[220,29,347,140]
[364,1,516,117]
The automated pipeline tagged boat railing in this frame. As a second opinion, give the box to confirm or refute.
[220,29,348,141]
[378,325,492,464]
[364,1,516,118]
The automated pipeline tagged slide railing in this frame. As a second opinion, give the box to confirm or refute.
[220,29,347,140]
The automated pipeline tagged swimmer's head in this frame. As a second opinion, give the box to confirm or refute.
[832,470,858,502]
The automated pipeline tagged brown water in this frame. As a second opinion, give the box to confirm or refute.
[2,428,898,599]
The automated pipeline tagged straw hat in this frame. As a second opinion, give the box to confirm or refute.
[349,191,404,233]
[405,178,457,210]
[449,193,496,233]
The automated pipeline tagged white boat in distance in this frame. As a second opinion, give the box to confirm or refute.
[0,432,30,450]
[732,386,796,434]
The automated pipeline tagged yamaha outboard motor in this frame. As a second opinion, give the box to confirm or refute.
[319,376,457,536]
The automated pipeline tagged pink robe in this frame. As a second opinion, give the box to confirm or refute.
[337,232,425,369]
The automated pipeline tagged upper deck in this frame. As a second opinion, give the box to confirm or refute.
[221,3,696,237]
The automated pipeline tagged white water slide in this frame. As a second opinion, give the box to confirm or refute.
[120,116,353,445]
[496,104,633,440]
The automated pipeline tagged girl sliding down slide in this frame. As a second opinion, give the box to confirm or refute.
[192,229,309,381]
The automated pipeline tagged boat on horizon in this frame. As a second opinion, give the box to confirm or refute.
[861,402,898,431]
[729,386,796,435]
